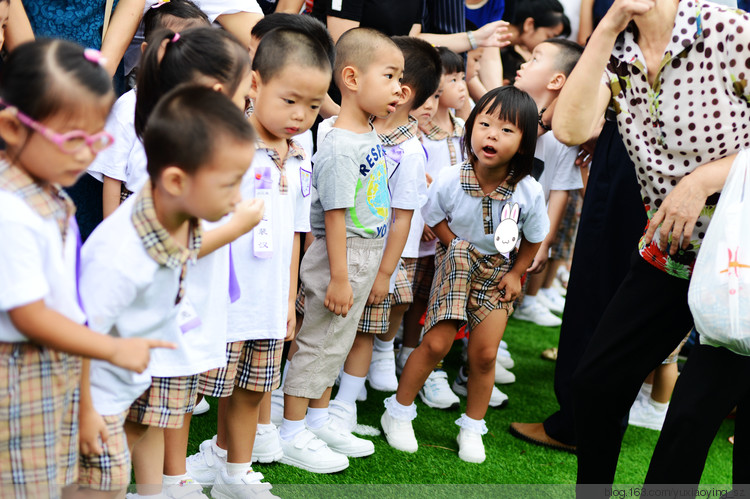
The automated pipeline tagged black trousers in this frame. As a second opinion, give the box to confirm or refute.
[543,119,646,446]
[572,252,694,486]
[645,343,750,494]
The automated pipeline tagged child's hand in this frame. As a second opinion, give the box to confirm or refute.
[422,225,437,242]
[79,407,108,455]
[325,277,354,317]
[498,272,522,303]
[229,199,265,236]
[527,243,550,274]
[109,338,177,373]
[367,271,390,306]
[425,173,433,186]
[285,300,297,342]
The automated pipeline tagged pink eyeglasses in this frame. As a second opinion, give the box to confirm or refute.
[0,99,115,154]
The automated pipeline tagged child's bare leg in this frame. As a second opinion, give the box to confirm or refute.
[382,304,408,342]
[284,393,312,419]
[402,298,428,349]
[215,396,230,450]
[465,310,508,420]
[652,363,679,404]
[343,333,374,377]
[131,426,164,495]
[308,387,333,409]
[163,413,191,476]
[396,320,459,406]
[258,392,272,425]
[542,259,561,289]
[525,269,544,296]
[226,387,264,466]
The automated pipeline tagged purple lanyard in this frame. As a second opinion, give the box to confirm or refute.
[228,244,241,303]
[70,217,87,323]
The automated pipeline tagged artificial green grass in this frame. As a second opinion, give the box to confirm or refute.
[187,317,735,488]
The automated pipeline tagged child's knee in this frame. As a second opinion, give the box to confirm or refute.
[422,332,453,360]
[469,349,497,374]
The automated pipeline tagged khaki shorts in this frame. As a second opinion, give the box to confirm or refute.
[284,237,384,399]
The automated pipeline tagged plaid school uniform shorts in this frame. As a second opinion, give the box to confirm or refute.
[0,343,81,499]
[403,255,436,302]
[77,410,130,491]
[356,259,413,335]
[198,339,284,397]
[127,375,198,428]
[424,239,515,334]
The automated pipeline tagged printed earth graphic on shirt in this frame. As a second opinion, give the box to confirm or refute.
[366,162,389,220]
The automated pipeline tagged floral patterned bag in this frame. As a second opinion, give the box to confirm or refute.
[688,149,750,355]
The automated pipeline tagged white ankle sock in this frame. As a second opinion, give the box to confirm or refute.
[523,295,537,307]
[648,398,669,412]
[162,473,190,485]
[373,337,394,353]
[211,436,227,457]
[455,413,488,435]
[279,418,305,441]
[335,372,367,406]
[640,382,653,398]
[305,407,329,429]
[384,394,417,421]
[225,461,252,477]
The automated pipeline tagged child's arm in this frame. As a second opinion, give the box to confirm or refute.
[323,209,353,317]
[367,208,413,306]
[99,0,145,77]
[528,189,569,273]
[286,232,301,341]
[198,199,265,258]
[498,237,542,303]
[5,0,34,51]
[430,219,459,247]
[8,300,174,372]
[215,11,263,50]
[102,175,122,219]
[79,358,108,455]
[578,0,596,46]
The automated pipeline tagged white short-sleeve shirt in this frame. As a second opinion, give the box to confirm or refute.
[87,90,148,194]
[81,195,184,416]
[534,131,582,202]
[0,192,85,342]
[227,144,312,342]
[386,136,428,259]
[422,165,549,255]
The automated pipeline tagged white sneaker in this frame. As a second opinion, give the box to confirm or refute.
[456,428,486,463]
[193,398,210,416]
[186,436,226,485]
[328,399,357,433]
[496,346,514,370]
[629,400,668,431]
[308,418,374,457]
[163,476,208,499]
[380,411,418,453]
[252,425,283,464]
[418,370,460,410]
[552,277,567,297]
[556,265,570,286]
[279,428,349,473]
[538,288,565,314]
[494,363,516,385]
[357,384,367,402]
[451,376,509,408]
[367,349,399,392]
[270,389,284,427]
[512,301,562,327]
[499,340,509,350]
[210,468,277,499]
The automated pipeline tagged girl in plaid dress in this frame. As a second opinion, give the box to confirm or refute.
[382,86,550,464]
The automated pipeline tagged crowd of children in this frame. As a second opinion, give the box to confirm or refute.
[12,0,725,496]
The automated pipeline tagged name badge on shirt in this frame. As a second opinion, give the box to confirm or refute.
[253,166,274,259]
[300,167,311,198]
[178,296,201,333]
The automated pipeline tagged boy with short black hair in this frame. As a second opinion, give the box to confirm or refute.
[331,36,441,427]
[76,85,261,497]
[278,27,403,474]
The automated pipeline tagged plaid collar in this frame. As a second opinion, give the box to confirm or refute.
[256,138,305,195]
[0,159,75,243]
[419,112,464,141]
[459,162,514,201]
[131,180,202,304]
[378,116,418,147]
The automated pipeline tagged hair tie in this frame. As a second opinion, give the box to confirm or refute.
[83,48,108,68]
[171,32,181,43]
[150,0,171,8]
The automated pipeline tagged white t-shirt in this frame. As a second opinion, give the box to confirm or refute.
[534,132,582,202]
[227,145,312,342]
[81,195,186,416]
[422,166,549,255]
[149,218,231,377]
[124,0,264,75]
[387,136,428,259]
[0,192,85,342]
[87,90,148,194]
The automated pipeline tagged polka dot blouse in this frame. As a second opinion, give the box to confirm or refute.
[603,0,750,279]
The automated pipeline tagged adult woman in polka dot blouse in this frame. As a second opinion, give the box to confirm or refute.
[551,0,750,489]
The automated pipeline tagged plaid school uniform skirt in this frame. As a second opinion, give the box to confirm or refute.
[403,255,436,302]
[0,343,81,499]
[356,259,413,335]
[77,410,130,491]
[127,375,198,428]
[424,239,515,334]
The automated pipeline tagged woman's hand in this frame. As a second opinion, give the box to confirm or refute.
[600,0,656,35]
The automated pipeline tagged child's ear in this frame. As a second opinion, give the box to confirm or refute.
[140,41,148,55]
[398,84,413,106]
[341,65,358,92]
[547,72,566,91]
[248,70,262,100]
[522,17,535,35]
[0,110,26,147]
[160,166,190,197]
